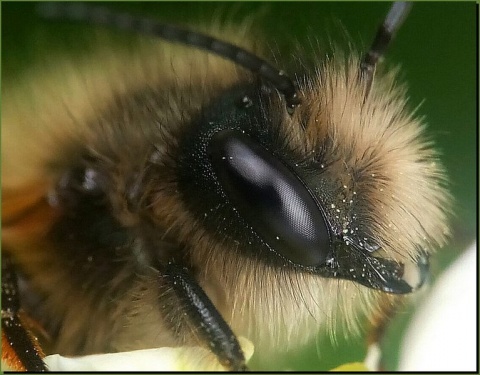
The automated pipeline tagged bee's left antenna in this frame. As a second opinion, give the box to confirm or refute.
[360,2,413,96]
[37,2,301,113]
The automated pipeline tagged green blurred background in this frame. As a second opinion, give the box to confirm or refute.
[2,2,477,371]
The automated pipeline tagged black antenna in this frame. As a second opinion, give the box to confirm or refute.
[37,2,301,113]
[360,2,413,96]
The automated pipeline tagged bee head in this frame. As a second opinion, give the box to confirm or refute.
[174,73,443,296]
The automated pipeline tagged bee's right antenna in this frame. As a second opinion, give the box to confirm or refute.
[36,2,301,114]
[360,2,413,97]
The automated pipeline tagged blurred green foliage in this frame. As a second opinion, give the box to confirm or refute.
[2,2,476,371]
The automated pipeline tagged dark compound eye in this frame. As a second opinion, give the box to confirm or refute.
[208,129,331,267]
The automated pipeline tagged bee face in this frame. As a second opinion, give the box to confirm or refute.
[2,2,462,371]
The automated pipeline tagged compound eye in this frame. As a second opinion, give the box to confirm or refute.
[209,129,331,267]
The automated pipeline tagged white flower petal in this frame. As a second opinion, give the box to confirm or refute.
[44,336,254,371]
[398,242,477,371]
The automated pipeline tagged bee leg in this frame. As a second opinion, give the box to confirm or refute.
[163,262,247,371]
[364,294,404,371]
[1,253,48,372]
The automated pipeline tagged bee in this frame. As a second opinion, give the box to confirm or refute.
[2,2,450,371]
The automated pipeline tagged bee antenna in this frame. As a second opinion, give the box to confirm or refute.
[360,2,413,96]
[36,2,301,114]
